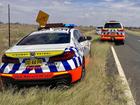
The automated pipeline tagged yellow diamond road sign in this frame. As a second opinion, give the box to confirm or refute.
[36,10,49,27]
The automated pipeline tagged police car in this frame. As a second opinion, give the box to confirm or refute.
[0,23,92,86]
[96,26,103,35]
[101,21,126,44]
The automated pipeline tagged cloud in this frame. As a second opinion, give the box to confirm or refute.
[0,3,3,6]
[64,1,72,5]
[104,0,114,2]
[0,0,140,26]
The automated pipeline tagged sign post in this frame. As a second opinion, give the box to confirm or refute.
[8,4,11,47]
[36,10,49,27]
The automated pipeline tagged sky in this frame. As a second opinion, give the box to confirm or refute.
[0,0,140,27]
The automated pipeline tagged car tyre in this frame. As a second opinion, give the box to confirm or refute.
[121,40,125,45]
[0,78,8,90]
[80,58,86,81]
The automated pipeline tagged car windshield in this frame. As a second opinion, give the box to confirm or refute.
[104,23,122,28]
[17,33,70,45]
[97,27,103,29]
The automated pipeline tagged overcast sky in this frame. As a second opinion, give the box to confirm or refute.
[0,0,140,26]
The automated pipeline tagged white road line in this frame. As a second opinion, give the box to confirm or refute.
[138,40,140,42]
[111,46,136,105]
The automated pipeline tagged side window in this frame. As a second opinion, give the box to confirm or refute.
[77,30,84,37]
[74,30,80,41]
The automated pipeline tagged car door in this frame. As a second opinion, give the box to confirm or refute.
[73,30,90,56]
[73,30,84,56]
[77,31,91,56]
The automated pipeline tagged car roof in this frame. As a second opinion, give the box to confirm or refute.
[30,28,74,36]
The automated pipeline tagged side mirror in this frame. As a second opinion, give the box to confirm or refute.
[86,36,92,41]
[78,36,86,42]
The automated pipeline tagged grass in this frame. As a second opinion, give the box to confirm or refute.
[0,24,36,63]
[0,24,127,105]
[126,29,140,36]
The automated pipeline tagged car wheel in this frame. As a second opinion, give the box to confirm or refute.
[80,67,86,80]
[0,78,4,90]
[80,58,86,80]
[115,40,124,45]
[55,80,71,90]
[0,78,8,90]
[121,40,125,45]
[89,46,92,57]
[118,40,125,45]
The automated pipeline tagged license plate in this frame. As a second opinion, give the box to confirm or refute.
[111,36,115,38]
[111,32,116,35]
[25,59,43,66]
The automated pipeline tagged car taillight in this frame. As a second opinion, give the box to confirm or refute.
[102,32,108,35]
[118,32,125,36]
[2,54,20,64]
[102,29,108,35]
[49,51,75,62]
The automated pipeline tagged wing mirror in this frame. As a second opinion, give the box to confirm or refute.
[86,36,92,41]
[78,36,92,42]
[78,36,86,42]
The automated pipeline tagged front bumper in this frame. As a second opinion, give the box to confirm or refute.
[0,66,82,85]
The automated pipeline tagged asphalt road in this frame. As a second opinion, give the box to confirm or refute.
[114,33,140,105]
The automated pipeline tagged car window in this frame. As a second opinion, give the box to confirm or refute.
[74,30,81,41]
[17,33,70,45]
[97,27,103,29]
[104,23,122,28]
[77,30,84,37]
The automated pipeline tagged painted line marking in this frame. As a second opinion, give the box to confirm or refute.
[111,46,136,105]
[138,40,140,42]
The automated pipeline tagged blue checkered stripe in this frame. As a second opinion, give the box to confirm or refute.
[0,47,83,74]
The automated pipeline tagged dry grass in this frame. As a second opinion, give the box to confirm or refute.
[0,24,36,62]
[126,29,140,36]
[0,24,36,47]
[0,24,127,105]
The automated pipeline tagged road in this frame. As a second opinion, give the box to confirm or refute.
[114,33,140,105]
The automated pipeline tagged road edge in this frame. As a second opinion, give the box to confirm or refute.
[111,46,136,105]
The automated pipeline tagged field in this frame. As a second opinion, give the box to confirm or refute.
[0,24,127,105]
[126,29,140,36]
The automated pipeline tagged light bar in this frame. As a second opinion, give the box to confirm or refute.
[45,23,64,29]
[108,20,119,23]
[64,24,77,28]
[38,23,77,30]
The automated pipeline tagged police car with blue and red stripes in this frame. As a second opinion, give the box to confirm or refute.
[0,23,92,87]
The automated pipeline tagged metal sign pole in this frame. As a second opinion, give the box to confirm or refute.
[8,4,11,47]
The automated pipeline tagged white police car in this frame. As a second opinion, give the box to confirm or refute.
[96,26,103,35]
[0,23,92,86]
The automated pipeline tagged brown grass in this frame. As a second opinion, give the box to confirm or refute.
[126,29,140,36]
[0,24,36,63]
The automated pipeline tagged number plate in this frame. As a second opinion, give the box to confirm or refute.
[25,59,43,66]
[111,32,116,35]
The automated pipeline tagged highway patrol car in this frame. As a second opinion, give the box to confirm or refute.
[101,21,126,44]
[0,23,92,86]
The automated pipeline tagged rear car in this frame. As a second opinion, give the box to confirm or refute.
[96,27,103,35]
[100,21,126,44]
[0,23,92,87]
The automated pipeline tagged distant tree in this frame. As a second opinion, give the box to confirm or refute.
[0,21,4,24]
[14,22,21,25]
